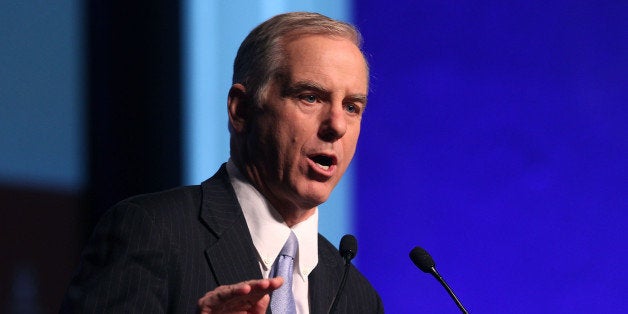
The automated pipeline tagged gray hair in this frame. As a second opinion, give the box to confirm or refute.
[232,12,364,105]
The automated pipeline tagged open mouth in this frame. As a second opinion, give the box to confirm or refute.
[310,155,335,171]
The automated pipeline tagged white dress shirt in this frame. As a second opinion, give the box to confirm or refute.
[227,160,318,314]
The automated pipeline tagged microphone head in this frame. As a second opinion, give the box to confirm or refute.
[409,246,436,273]
[339,234,358,261]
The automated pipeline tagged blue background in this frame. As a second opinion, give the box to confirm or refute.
[355,1,627,312]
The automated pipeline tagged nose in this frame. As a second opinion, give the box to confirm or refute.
[318,102,347,142]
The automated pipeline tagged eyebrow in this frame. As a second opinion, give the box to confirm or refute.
[282,80,368,106]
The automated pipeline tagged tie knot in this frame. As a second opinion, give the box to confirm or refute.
[280,231,298,259]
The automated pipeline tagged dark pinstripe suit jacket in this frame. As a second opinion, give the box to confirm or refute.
[61,165,384,313]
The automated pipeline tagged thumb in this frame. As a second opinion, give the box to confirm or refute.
[253,294,271,314]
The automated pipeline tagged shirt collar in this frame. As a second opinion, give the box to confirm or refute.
[226,160,319,281]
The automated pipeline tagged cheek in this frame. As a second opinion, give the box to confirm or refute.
[345,126,361,151]
[249,118,283,161]
[285,118,314,146]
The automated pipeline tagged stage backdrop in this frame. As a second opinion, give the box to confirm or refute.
[354,1,627,313]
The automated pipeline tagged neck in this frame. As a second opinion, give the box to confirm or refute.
[276,207,316,227]
[232,160,317,227]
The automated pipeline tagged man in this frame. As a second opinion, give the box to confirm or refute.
[62,12,383,313]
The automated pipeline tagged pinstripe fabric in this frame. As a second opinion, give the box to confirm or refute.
[310,235,384,314]
[61,164,383,313]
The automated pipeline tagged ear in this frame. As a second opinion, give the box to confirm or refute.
[228,83,251,133]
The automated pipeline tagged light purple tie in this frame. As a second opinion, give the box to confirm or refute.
[270,231,298,314]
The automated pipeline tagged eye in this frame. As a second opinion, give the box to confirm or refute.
[299,94,318,104]
[344,103,361,115]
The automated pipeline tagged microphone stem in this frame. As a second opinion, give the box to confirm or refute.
[328,257,352,313]
[430,267,468,314]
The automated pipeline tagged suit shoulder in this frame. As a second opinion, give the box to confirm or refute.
[108,165,232,220]
[92,185,204,236]
[120,185,202,213]
[317,234,343,264]
[317,234,385,313]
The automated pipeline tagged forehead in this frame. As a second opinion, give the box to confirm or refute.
[280,35,369,92]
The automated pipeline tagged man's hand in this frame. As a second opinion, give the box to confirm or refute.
[197,277,284,314]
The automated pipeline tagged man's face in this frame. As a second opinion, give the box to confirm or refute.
[245,35,368,214]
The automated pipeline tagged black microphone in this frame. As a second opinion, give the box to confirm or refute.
[410,246,469,314]
[339,234,358,263]
[328,234,358,314]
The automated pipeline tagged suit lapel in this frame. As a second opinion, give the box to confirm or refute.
[199,165,263,285]
[309,235,343,313]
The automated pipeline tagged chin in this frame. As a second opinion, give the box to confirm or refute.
[298,185,334,207]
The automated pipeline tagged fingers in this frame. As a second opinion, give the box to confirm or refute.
[250,277,284,291]
[252,294,271,313]
[197,278,285,314]
[266,277,284,290]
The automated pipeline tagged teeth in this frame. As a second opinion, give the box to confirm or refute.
[315,162,330,170]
